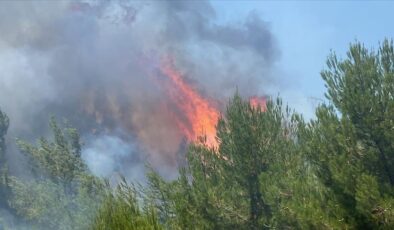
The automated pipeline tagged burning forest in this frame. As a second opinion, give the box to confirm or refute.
[1,0,394,229]
[0,0,276,178]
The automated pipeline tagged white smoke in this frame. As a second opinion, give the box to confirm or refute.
[82,135,146,181]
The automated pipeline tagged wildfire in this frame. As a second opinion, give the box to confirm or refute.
[79,56,267,168]
[160,60,220,148]
[159,59,268,149]
[249,96,267,111]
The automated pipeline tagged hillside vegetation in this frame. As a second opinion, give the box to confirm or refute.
[1,41,394,229]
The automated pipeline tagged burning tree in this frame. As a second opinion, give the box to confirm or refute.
[145,40,394,229]
[2,39,394,230]
[147,93,306,229]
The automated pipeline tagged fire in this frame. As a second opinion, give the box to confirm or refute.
[249,96,267,111]
[158,59,267,148]
[78,55,267,168]
[160,60,220,148]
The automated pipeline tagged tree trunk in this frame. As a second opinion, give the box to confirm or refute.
[248,173,271,229]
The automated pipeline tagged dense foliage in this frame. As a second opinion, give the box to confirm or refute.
[90,178,162,230]
[301,40,394,228]
[1,40,394,229]
[5,118,105,229]
[146,40,394,229]
[0,110,10,210]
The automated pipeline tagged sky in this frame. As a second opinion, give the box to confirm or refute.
[211,0,394,119]
[1,0,394,179]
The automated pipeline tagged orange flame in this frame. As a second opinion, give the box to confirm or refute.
[249,96,267,111]
[160,60,220,148]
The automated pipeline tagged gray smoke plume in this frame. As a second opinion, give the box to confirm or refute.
[82,134,147,181]
[0,0,278,179]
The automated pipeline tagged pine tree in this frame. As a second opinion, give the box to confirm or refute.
[16,117,85,190]
[215,95,284,228]
[90,178,162,230]
[303,40,394,228]
[147,144,241,229]
[147,94,312,229]
[0,109,10,209]
[8,117,104,230]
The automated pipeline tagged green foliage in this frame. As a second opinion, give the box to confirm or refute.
[146,40,394,229]
[3,40,394,229]
[147,95,311,229]
[303,39,394,228]
[0,109,10,209]
[8,178,98,230]
[16,117,85,187]
[90,178,162,230]
[258,135,343,229]
[216,95,297,228]
[0,109,9,168]
[7,118,105,230]
[147,147,242,229]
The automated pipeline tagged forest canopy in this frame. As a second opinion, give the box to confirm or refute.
[1,41,394,229]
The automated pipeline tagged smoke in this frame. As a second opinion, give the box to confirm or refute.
[82,134,147,181]
[0,0,278,178]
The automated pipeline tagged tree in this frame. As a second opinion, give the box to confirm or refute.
[7,117,104,230]
[16,117,84,191]
[216,95,287,228]
[302,40,394,228]
[147,94,312,229]
[0,109,10,209]
[147,146,240,229]
[90,178,162,230]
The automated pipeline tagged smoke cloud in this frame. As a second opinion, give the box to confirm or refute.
[0,0,279,179]
[82,134,147,181]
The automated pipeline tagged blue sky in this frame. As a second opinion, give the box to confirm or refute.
[0,0,393,178]
[212,1,394,118]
